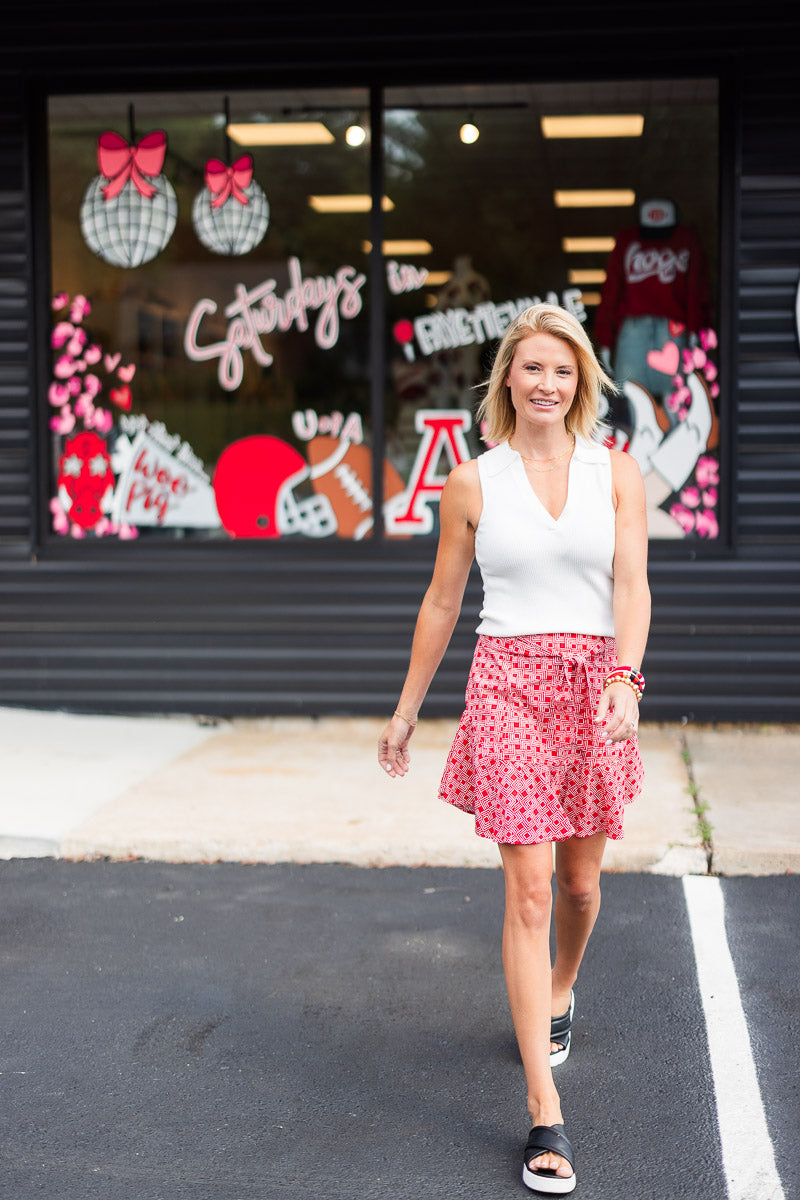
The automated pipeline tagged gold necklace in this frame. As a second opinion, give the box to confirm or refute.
[512,436,575,473]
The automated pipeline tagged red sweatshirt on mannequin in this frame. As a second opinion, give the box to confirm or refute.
[594,224,712,350]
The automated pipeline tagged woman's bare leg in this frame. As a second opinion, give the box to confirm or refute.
[550,832,607,1047]
[499,841,573,1181]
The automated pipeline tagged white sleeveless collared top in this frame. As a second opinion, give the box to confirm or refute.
[474,437,616,637]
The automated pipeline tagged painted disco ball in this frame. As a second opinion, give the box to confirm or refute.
[80,176,178,268]
[192,182,270,256]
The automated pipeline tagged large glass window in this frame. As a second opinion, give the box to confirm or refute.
[48,88,372,540]
[45,78,719,544]
[381,80,720,542]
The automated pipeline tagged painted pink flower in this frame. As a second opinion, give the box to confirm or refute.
[54,355,75,379]
[702,487,718,507]
[67,376,82,396]
[52,293,69,311]
[703,360,717,382]
[680,485,701,509]
[695,508,719,538]
[118,523,139,540]
[70,295,91,322]
[67,330,87,357]
[692,346,707,370]
[682,349,695,373]
[84,345,102,365]
[710,382,720,398]
[51,321,74,348]
[74,394,94,420]
[48,382,70,407]
[50,406,75,434]
[669,503,696,534]
[69,523,87,539]
[695,456,719,488]
[666,391,682,413]
[700,328,718,352]
[83,373,102,397]
[91,408,113,433]
[49,496,69,534]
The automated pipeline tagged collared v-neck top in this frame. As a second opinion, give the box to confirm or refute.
[473,437,616,636]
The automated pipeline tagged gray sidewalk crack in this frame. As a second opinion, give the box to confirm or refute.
[680,730,714,875]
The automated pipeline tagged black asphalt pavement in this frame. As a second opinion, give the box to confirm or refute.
[2,861,797,1200]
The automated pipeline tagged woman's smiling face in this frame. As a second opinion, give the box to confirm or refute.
[505,332,579,433]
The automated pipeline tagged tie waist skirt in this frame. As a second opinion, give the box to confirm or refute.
[438,633,643,844]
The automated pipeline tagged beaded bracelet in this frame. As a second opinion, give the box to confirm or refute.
[603,676,642,702]
[603,665,645,702]
[605,665,645,692]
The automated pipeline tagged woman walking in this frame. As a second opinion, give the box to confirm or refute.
[378,303,650,1193]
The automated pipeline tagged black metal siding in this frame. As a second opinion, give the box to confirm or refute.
[1,6,800,720]
[0,76,33,546]
[738,59,800,547]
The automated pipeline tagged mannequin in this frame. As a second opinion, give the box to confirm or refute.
[595,198,712,429]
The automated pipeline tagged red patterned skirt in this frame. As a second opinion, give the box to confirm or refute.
[439,633,643,844]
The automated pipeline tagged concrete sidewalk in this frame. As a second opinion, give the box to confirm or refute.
[0,707,797,875]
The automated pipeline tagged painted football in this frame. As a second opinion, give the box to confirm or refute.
[306,436,407,540]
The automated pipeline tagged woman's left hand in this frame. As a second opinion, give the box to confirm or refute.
[594,681,639,744]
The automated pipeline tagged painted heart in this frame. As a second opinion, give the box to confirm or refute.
[104,353,121,372]
[668,320,685,337]
[117,363,136,383]
[646,341,680,376]
[110,385,132,411]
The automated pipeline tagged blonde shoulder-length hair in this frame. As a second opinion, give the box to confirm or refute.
[476,302,615,444]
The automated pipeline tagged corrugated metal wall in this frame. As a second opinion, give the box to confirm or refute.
[0,74,33,546]
[1,6,799,721]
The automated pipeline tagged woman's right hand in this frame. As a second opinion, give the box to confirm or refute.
[378,713,417,778]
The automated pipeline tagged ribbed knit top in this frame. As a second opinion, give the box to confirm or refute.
[474,437,615,637]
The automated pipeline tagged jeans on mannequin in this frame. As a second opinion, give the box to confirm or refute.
[614,316,688,430]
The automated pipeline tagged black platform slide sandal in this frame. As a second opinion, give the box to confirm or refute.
[522,1123,576,1195]
[549,990,575,1067]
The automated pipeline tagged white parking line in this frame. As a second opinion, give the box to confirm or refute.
[683,875,785,1200]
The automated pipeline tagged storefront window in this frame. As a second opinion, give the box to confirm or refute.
[47,88,372,540]
[382,80,720,542]
[45,78,719,544]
